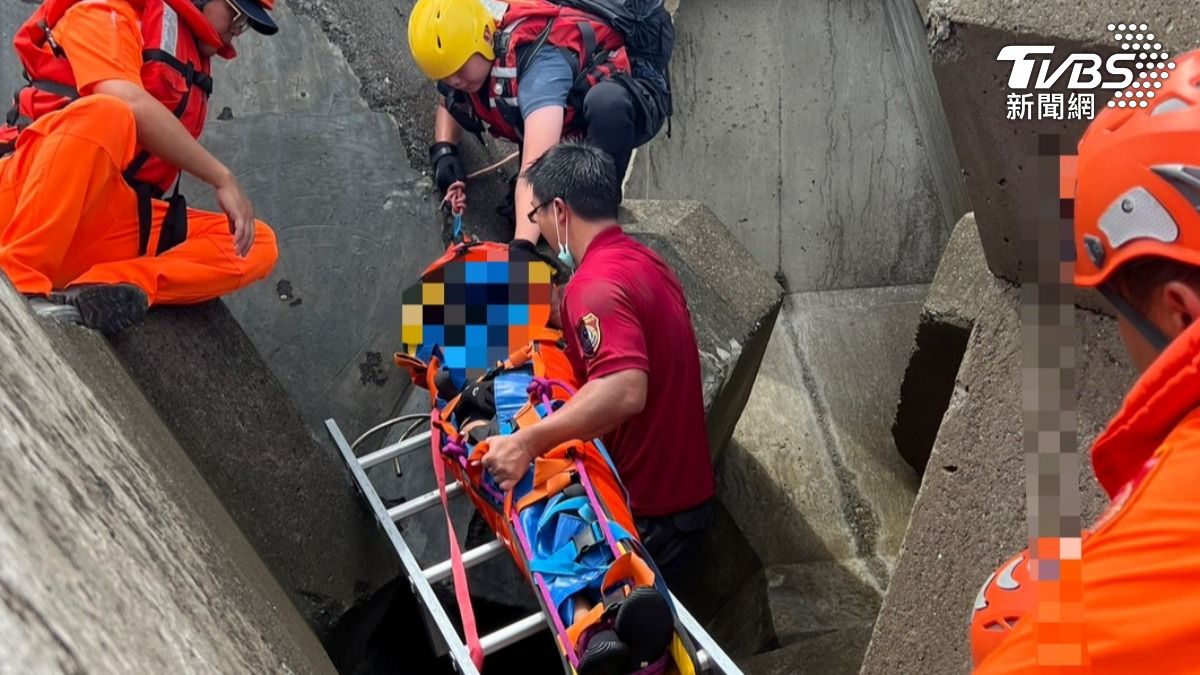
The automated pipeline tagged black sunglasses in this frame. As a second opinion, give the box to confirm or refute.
[526,197,557,225]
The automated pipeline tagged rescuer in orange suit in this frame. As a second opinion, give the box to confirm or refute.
[971,48,1200,672]
[0,0,279,334]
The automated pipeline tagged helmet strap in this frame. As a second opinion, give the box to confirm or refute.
[1099,283,1172,352]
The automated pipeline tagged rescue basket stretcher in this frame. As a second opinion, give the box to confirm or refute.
[325,242,741,674]
[325,413,742,674]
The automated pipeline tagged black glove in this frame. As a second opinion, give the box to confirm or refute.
[429,142,467,194]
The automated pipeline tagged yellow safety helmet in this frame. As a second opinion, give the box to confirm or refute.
[407,0,498,81]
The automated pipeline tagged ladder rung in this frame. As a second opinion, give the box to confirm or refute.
[359,430,433,470]
[421,539,507,584]
[388,481,462,521]
[479,612,547,655]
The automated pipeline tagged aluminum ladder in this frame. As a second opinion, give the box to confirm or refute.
[325,418,744,675]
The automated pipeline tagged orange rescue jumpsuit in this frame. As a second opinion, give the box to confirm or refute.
[0,0,276,304]
[976,319,1200,672]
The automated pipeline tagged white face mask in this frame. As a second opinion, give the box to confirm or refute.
[553,202,576,270]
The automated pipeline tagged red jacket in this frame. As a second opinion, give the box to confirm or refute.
[440,0,630,142]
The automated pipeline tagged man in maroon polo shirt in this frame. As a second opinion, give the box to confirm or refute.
[481,140,716,587]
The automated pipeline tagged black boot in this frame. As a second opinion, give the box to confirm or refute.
[50,283,148,335]
[613,587,674,669]
[578,629,631,675]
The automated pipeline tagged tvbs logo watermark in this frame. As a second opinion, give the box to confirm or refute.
[997,23,1174,121]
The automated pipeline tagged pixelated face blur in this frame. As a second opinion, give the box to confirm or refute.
[444,54,492,93]
[400,250,556,384]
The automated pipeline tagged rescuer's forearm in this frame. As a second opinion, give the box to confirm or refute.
[435,102,463,145]
[521,370,646,457]
[513,106,566,242]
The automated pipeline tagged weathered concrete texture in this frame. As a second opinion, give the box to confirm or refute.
[892,211,996,471]
[103,301,402,670]
[619,200,784,458]
[710,285,926,672]
[627,0,964,292]
[926,0,1200,282]
[291,0,520,242]
[765,562,882,648]
[861,214,1136,674]
[177,0,444,443]
[740,625,876,675]
[0,278,334,674]
[0,3,25,104]
[722,287,923,575]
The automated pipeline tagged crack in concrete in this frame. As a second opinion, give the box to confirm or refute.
[782,304,888,588]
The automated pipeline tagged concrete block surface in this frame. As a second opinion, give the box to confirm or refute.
[765,562,881,648]
[741,624,875,675]
[627,0,964,292]
[722,287,923,574]
[0,279,333,674]
[927,0,1200,282]
[182,0,445,442]
[862,214,1136,675]
[105,301,401,668]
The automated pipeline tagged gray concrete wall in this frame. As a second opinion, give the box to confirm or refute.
[725,287,924,574]
[719,284,925,672]
[0,1,28,100]
[0,276,334,674]
[626,0,966,292]
[103,300,407,669]
[926,0,1200,283]
[186,0,444,442]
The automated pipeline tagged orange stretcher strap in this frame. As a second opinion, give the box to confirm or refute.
[565,602,607,652]
[392,352,427,386]
[603,551,657,592]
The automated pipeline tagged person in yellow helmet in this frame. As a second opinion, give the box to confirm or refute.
[407,0,673,245]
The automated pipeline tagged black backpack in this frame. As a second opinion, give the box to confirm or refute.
[553,0,675,120]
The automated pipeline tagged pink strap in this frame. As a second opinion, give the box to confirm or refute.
[431,411,484,669]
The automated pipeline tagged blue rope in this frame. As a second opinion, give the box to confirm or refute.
[452,213,464,242]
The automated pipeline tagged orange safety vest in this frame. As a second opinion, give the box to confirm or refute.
[973,319,1200,673]
[1,0,222,198]
[439,0,630,143]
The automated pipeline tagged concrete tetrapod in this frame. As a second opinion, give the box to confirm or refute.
[925,0,1200,284]
[96,300,412,670]
[0,276,334,674]
[861,213,1136,674]
[177,0,447,443]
